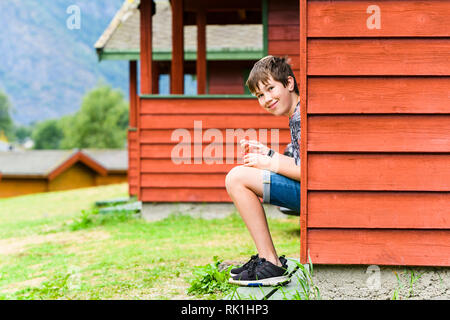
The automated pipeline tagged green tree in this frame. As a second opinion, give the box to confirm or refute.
[0,90,14,140]
[14,125,33,144]
[32,119,64,149]
[61,84,129,149]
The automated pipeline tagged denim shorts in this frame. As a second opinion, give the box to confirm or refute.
[262,170,300,213]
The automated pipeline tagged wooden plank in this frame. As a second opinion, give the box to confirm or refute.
[140,129,290,144]
[171,0,184,94]
[140,98,262,114]
[268,0,299,25]
[196,8,207,95]
[137,95,142,200]
[140,143,289,160]
[140,0,153,94]
[140,115,288,129]
[299,0,308,264]
[308,191,450,229]
[268,25,299,41]
[308,0,450,37]
[184,0,261,11]
[308,115,450,152]
[141,173,226,188]
[308,229,450,266]
[308,154,450,191]
[308,77,450,114]
[208,71,245,95]
[129,61,138,127]
[269,14,299,26]
[141,159,236,173]
[308,39,450,75]
[268,40,300,55]
[141,187,232,202]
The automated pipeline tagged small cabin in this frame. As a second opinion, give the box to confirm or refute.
[0,149,128,198]
[97,0,450,267]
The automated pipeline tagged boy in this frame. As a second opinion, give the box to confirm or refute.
[225,55,301,286]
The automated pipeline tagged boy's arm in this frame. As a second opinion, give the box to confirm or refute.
[270,152,301,181]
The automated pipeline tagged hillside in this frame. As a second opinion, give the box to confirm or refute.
[0,0,127,125]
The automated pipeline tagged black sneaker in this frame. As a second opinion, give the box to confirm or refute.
[228,257,290,287]
[229,254,259,277]
[230,255,288,277]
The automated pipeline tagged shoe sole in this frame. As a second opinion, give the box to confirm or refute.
[228,275,290,287]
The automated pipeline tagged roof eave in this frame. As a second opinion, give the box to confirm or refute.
[98,49,264,61]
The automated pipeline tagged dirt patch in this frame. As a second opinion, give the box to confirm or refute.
[1,276,48,294]
[0,230,110,255]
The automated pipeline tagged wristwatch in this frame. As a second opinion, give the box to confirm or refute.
[267,149,275,157]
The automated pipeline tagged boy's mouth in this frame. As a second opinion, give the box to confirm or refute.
[268,101,278,110]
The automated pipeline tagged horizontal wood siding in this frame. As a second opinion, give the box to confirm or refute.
[0,179,47,198]
[207,62,246,95]
[138,97,289,202]
[303,0,450,266]
[308,229,450,266]
[268,0,300,80]
[128,130,138,196]
[48,163,96,192]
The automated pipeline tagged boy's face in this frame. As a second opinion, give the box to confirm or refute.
[254,75,297,117]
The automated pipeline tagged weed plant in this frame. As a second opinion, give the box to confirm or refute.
[187,256,235,298]
[69,208,139,231]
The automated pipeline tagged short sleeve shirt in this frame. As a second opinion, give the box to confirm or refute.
[289,101,301,166]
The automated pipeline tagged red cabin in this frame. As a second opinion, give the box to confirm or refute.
[97,0,450,267]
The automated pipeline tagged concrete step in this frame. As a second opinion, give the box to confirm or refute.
[225,258,317,300]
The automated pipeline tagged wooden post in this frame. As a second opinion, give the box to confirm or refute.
[299,0,308,264]
[129,61,138,127]
[140,0,153,94]
[196,7,207,94]
[171,0,184,94]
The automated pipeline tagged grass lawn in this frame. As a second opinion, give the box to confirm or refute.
[0,183,300,300]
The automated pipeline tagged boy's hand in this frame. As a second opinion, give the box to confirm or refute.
[240,139,270,156]
[243,153,277,171]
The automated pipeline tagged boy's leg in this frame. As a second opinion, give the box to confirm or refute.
[225,165,282,267]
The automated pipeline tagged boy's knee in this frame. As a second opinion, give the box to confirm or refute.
[225,165,246,190]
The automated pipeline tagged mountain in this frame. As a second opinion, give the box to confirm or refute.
[0,0,128,125]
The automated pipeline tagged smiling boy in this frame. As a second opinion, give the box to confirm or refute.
[225,55,301,286]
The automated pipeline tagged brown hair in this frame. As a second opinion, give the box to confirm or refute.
[246,55,299,95]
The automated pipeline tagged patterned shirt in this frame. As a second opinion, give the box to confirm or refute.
[288,101,301,166]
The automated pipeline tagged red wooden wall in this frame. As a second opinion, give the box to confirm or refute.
[128,129,139,196]
[137,97,291,202]
[208,61,254,95]
[268,0,300,83]
[300,0,450,266]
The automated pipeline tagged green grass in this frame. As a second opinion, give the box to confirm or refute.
[0,184,300,300]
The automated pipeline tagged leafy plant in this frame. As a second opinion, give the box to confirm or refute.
[69,207,138,231]
[14,270,80,300]
[187,256,234,296]
[283,257,320,300]
[407,269,423,298]
[391,268,424,300]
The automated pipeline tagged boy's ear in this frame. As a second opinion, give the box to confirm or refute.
[287,76,295,92]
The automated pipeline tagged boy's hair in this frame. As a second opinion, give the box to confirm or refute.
[246,55,299,96]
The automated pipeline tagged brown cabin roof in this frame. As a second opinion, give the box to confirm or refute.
[82,149,128,173]
[95,0,263,55]
[0,149,126,179]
